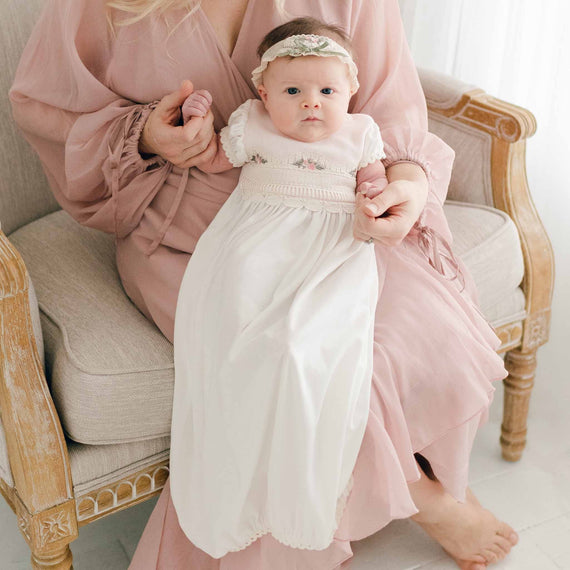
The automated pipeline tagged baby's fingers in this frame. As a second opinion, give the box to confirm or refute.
[355,192,378,219]
[182,89,213,123]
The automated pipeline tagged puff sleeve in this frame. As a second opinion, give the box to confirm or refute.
[357,118,387,170]
[219,99,253,168]
[9,0,175,241]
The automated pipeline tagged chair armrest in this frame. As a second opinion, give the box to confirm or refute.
[419,68,554,352]
[0,229,73,513]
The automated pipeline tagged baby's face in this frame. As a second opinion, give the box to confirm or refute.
[257,55,356,143]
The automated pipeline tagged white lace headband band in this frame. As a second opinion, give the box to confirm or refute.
[251,34,360,92]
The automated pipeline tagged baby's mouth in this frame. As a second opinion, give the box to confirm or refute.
[302,117,321,122]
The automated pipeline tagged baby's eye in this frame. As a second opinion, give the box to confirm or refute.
[321,88,334,95]
[286,87,299,95]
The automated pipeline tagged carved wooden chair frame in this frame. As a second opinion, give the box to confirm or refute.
[0,85,554,568]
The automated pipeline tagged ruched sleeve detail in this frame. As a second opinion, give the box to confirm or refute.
[357,119,386,170]
[219,99,253,168]
[8,0,177,245]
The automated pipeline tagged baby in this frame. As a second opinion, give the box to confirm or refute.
[182,21,388,206]
[170,18,390,559]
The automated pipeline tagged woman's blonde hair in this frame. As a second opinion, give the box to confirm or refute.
[106,0,287,28]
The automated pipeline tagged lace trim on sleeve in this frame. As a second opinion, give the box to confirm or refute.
[220,99,253,167]
[358,120,386,170]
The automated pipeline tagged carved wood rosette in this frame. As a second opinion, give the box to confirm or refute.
[10,486,77,568]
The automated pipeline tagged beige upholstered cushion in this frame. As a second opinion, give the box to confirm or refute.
[9,212,174,446]
[6,203,525,446]
[444,200,525,316]
[68,435,169,496]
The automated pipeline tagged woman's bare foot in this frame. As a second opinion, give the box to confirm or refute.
[407,461,519,569]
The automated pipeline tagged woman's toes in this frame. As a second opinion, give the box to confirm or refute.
[497,522,518,544]
[452,555,487,570]
[481,548,499,564]
[490,543,507,560]
[494,534,513,555]
[456,559,487,570]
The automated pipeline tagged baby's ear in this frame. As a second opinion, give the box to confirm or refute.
[257,85,268,104]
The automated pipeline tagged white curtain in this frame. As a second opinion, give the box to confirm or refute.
[398,0,569,354]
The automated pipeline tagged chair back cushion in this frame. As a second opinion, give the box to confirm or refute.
[418,68,495,207]
[0,0,60,236]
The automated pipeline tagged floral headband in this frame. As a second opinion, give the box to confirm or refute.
[251,34,360,92]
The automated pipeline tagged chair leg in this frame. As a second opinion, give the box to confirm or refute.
[31,544,73,570]
[14,500,78,570]
[501,347,537,461]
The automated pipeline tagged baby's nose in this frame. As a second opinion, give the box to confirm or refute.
[302,98,321,109]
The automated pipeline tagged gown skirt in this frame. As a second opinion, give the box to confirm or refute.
[128,189,508,569]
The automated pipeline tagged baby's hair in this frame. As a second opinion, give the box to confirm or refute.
[256,17,354,60]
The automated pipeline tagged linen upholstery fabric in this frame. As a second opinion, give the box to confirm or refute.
[6,204,524,446]
[8,211,174,445]
[430,117,495,206]
[0,421,170,494]
[444,200,525,313]
[0,0,59,236]
[417,69,496,207]
[67,435,170,495]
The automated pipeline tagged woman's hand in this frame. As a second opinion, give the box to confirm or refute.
[353,178,428,246]
[139,80,218,169]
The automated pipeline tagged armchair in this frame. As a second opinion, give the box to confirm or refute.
[0,2,554,568]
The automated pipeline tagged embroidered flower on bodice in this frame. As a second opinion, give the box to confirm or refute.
[251,153,267,164]
[292,157,326,171]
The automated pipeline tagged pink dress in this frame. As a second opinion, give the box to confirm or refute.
[9,0,508,568]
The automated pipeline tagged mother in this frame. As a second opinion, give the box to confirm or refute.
[9,0,519,568]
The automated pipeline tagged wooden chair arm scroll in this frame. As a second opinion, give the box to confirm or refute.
[0,228,78,561]
[424,79,554,353]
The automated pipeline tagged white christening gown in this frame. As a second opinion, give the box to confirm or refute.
[170,98,386,558]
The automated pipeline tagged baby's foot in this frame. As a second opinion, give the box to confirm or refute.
[411,485,519,569]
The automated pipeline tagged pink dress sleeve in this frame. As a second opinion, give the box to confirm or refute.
[348,0,464,289]
[8,0,174,239]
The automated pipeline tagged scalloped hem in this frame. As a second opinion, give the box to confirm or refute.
[224,473,355,555]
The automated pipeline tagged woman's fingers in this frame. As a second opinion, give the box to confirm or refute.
[180,133,219,169]
[362,183,407,217]
[353,191,410,246]
[178,109,215,154]
[156,80,195,121]
[139,80,196,156]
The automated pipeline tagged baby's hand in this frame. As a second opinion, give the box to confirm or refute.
[357,181,385,201]
[182,89,213,124]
